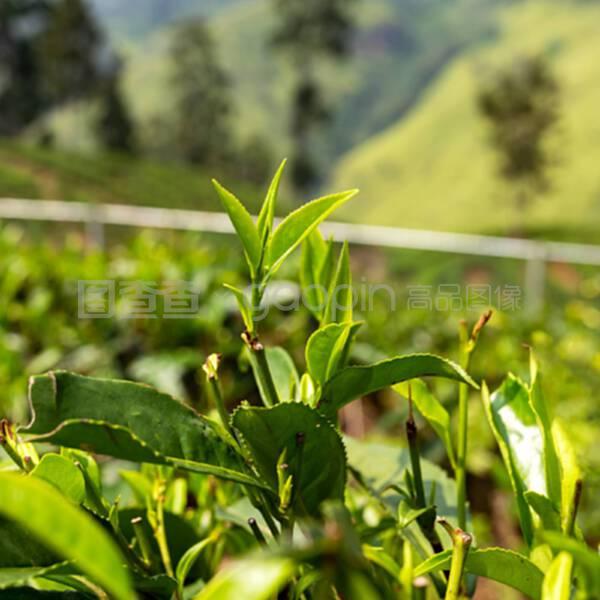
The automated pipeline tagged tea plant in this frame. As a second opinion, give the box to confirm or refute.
[0,162,596,599]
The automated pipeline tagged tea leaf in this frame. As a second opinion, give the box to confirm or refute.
[0,563,71,589]
[0,472,133,600]
[542,552,573,600]
[194,556,295,600]
[529,352,561,508]
[320,353,477,417]
[247,347,299,404]
[30,454,85,505]
[268,189,358,274]
[25,371,260,488]
[232,403,346,516]
[176,537,216,594]
[224,284,254,332]
[524,491,561,531]
[323,242,352,324]
[414,547,544,599]
[306,322,359,387]
[300,229,328,320]
[212,179,261,277]
[257,159,286,242]
[481,377,540,546]
[393,379,456,469]
[552,419,582,535]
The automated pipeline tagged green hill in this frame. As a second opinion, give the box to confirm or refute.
[332,0,600,235]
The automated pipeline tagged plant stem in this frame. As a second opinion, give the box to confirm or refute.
[244,331,279,407]
[442,524,472,600]
[152,478,175,579]
[406,392,443,554]
[248,517,267,546]
[131,517,155,569]
[564,479,583,537]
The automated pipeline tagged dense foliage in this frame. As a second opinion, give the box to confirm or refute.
[0,165,598,598]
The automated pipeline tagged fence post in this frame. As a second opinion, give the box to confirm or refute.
[524,250,547,317]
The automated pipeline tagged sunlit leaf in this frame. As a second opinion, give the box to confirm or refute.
[257,159,286,242]
[0,473,133,600]
[542,552,573,600]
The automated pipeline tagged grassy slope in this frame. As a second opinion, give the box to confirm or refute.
[332,0,600,235]
[0,143,262,212]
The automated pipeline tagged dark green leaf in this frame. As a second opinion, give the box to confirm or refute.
[232,403,346,516]
[320,354,477,417]
[0,473,133,600]
[24,371,258,487]
[0,590,92,599]
[394,379,456,468]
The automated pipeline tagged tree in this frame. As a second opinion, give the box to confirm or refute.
[0,1,49,135]
[477,55,560,207]
[170,19,233,167]
[36,0,103,103]
[272,0,356,192]
[95,69,136,154]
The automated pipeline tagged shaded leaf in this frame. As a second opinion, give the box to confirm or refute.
[176,537,216,593]
[232,403,346,516]
[223,284,254,332]
[415,547,544,599]
[268,189,358,274]
[524,491,561,531]
[320,354,477,417]
[394,379,456,468]
[0,563,71,590]
[0,473,133,600]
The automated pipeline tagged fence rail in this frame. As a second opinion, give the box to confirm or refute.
[2,198,599,311]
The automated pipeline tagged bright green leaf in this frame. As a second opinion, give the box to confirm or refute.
[542,552,573,600]
[248,347,299,404]
[0,472,133,600]
[224,284,254,332]
[268,189,358,274]
[524,491,561,531]
[300,229,328,320]
[320,353,477,417]
[415,547,544,599]
[30,454,85,505]
[212,179,261,277]
[323,242,353,324]
[257,159,286,242]
[176,537,216,594]
[194,556,295,600]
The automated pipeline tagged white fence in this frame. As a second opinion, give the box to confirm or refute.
[2,198,600,312]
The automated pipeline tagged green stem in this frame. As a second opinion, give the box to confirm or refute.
[151,479,175,579]
[443,526,472,600]
[564,479,583,537]
[131,517,155,569]
[245,333,279,407]
[248,517,267,546]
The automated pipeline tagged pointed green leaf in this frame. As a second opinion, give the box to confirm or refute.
[552,419,582,535]
[361,545,402,581]
[212,180,261,277]
[247,347,299,404]
[415,547,544,599]
[194,556,295,600]
[481,378,539,546]
[24,371,258,487]
[30,454,85,505]
[306,322,359,387]
[0,563,71,590]
[542,552,573,600]
[224,284,254,332]
[257,159,287,242]
[323,242,353,324]
[268,189,358,274]
[541,531,600,593]
[300,229,328,320]
[0,473,133,600]
[320,353,477,417]
[524,492,561,531]
[529,352,561,508]
[232,403,346,516]
[393,379,456,469]
[176,537,216,593]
